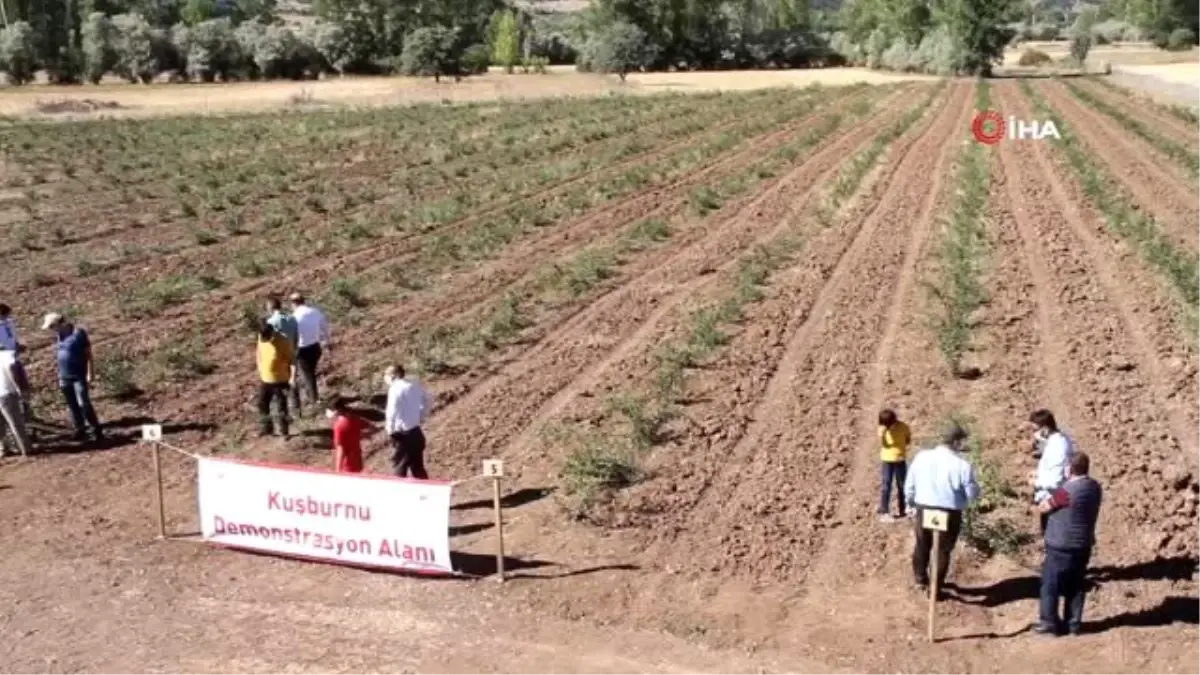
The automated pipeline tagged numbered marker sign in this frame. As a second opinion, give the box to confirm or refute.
[141,424,163,442]
[922,508,949,532]
[482,459,504,478]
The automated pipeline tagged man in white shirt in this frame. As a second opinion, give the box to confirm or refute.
[1029,408,1075,534]
[384,365,432,479]
[288,293,331,416]
[0,343,32,457]
[904,422,980,594]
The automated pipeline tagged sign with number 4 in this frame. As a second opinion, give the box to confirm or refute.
[141,424,163,442]
[482,459,504,478]
[922,508,949,532]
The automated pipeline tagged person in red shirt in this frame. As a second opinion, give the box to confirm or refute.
[325,396,372,473]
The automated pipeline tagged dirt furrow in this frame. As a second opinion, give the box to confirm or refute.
[466,91,931,483]
[11,92,750,269]
[20,87,852,362]
[115,89,896,433]
[641,82,972,583]
[794,86,976,588]
[401,90,938,483]
[1075,78,1199,147]
[333,87,900,353]
[1038,80,1199,253]
[993,81,1196,562]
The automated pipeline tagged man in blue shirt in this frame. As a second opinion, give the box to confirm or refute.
[904,422,980,594]
[42,313,103,442]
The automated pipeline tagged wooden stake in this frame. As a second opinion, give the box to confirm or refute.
[927,528,940,643]
[492,476,505,582]
[152,442,166,539]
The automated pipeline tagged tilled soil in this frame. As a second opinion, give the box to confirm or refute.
[1038,80,1199,253]
[0,79,1196,674]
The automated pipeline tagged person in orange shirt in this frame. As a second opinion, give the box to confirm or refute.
[256,320,294,437]
[878,408,912,522]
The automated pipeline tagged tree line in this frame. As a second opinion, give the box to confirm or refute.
[0,0,1195,85]
[831,0,1196,76]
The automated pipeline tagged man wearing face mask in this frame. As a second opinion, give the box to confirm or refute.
[1029,409,1076,535]
[384,365,433,479]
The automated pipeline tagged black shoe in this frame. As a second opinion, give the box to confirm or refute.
[73,430,88,442]
[91,428,104,441]
[1067,624,1082,636]
[1032,623,1059,636]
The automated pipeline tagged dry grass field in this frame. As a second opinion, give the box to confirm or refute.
[0,66,932,119]
[0,75,1196,673]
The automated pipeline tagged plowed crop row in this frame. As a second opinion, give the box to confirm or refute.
[0,77,1196,674]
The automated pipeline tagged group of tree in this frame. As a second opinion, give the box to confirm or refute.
[0,0,573,84]
[0,0,1195,84]
[1012,0,1197,49]
[827,0,1196,76]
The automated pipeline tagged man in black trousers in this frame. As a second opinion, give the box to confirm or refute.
[383,365,433,479]
[1036,452,1103,636]
[904,422,980,595]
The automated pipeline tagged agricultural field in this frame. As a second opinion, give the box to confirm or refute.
[0,76,1197,672]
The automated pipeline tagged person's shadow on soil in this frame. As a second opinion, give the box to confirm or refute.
[452,487,555,511]
[30,417,217,455]
[954,555,1199,635]
[956,555,1200,608]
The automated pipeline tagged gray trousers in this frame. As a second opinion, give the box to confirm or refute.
[0,392,32,456]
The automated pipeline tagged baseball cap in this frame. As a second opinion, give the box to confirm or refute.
[41,312,64,330]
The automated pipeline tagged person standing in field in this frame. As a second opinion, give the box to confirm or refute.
[42,313,103,442]
[1036,452,1102,636]
[384,365,432,479]
[0,342,32,457]
[904,422,979,595]
[1029,408,1075,535]
[0,304,19,353]
[877,408,912,522]
[0,303,34,425]
[266,295,299,405]
[325,395,373,474]
[288,293,330,416]
[256,320,294,437]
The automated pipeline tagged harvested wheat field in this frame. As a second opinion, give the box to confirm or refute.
[0,77,1196,673]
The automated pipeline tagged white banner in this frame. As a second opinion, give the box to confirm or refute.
[197,457,453,575]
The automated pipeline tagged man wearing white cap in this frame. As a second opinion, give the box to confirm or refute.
[42,313,103,442]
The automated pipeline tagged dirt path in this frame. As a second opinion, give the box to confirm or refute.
[1038,80,1199,253]
[995,81,1196,561]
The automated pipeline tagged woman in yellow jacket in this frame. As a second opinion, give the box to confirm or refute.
[257,319,295,437]
[878,408,912,522]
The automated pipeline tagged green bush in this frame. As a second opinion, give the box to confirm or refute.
[460,43,491,74]
[865,28,888,69]
[1069,32,1092,63]
[882,38,916,71]
[0,22,38,85]
[1167,28,1196,51]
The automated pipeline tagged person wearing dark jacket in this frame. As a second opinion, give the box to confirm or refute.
[1035,452,1102,636]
